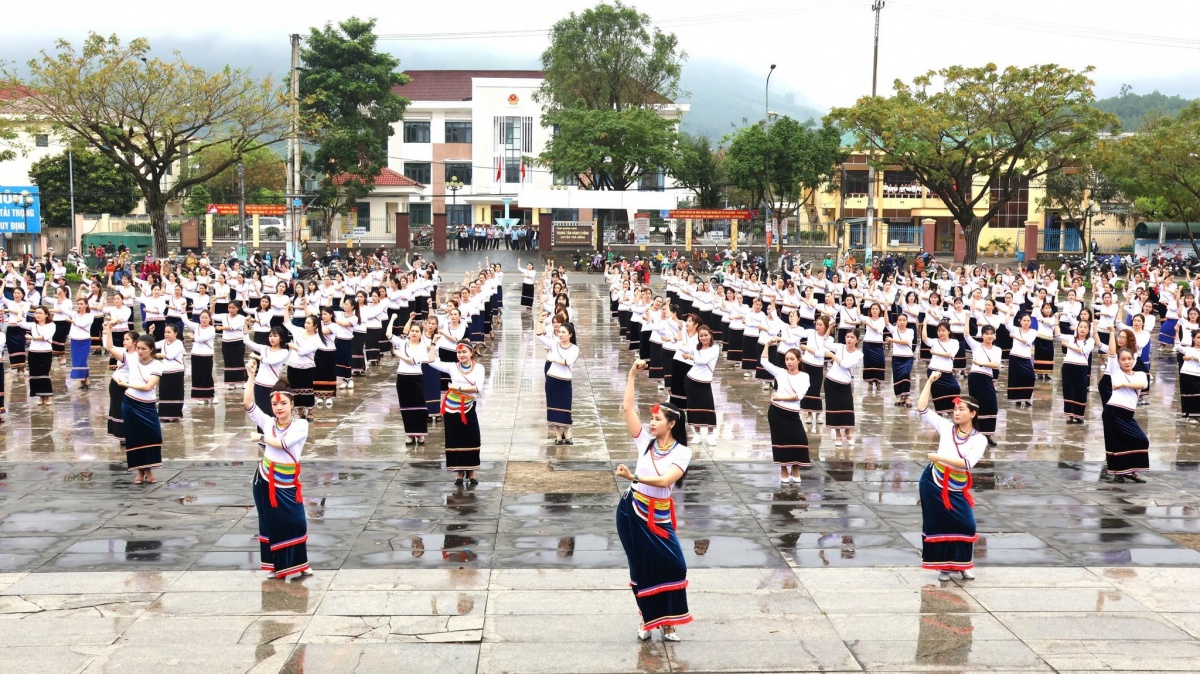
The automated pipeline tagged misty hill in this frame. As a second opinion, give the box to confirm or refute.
[678,58,824,143]
[1096,86,1194,131]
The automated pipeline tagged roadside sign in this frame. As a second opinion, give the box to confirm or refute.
[0,188,41,234]
[633,217,650,245]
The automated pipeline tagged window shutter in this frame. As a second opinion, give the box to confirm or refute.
[523,116,533,153]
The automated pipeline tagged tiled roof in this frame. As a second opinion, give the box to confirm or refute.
[330,167,423,188]
[396,70,544,102]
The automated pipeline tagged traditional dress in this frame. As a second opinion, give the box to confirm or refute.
[824,344,862,430]
[760,356,811,467]
[155,338,186,421]
[616,429,693,632]
[918,408,987,573]
[684,344,720,431]
[1060,335,1094,421]
[247,404,311,579]
[122,357,164,471]
[539,335,580,429]
[429,359,486,471]
[963,334,1001,439]
[23,322,56,398]
[925,337,961,412]
[1178,344,1200,417]
[182,317,216,401]
[391,337,430,440]
[218,313,248,385]
[1102,369,1150,477]
[800,328,831,414]
[1006,325,1036,402]
[889,325,916,400]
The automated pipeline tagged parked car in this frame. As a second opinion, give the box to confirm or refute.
[240,217,290,240]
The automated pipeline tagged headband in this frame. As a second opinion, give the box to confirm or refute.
[271,391,293,403]
[650,403,679,419]
[951,396,979,410]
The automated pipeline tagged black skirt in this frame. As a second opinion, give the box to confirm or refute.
[952,334,968,371]
[521,282,534,307]
[443,404,482,470]
[648,342,666,379]
[801,362,824,412]
[824,379,855,429]
[726,328,743,362]
[314,349,337,398]
[1033,336,1055,374]
[158,371,184,421]
[365,327,382,364]
[221,340,247,384]
[670,359,691,409]
[51,321,69,356]
[287,365,315,409]
[28,351,53,397]
[191,355,215,399]
[768,404,810,466]
[351,332,367,374]
[335,337,353,380]
[1061,362,1089,420]
[107,378,125,440]
[1102,404,1149,476]
[863,342,885,382]
[685,377,716,428]
[893,355,914,397]
[741,334,758,370]
[968,371,998,436]
[1007,356,1034,401]
[546,374,573,427]
[123,396,162,471]
[6,325,26,368]
[396,372,428,437]
[930,369,961,412]
[639,329,652,360]
[1183,372,1200,416]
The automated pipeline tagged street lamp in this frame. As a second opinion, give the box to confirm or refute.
[1086,200,1101,266]
[19,190,33,256]
[447,176,464,228]
[764,64,776,274]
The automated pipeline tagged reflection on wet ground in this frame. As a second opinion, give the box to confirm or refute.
[5,268,1200,671]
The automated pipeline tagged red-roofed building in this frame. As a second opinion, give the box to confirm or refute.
[364,69,689,252]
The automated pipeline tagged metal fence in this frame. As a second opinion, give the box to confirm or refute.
[887,223,923,247]
[1037,227,1134,254]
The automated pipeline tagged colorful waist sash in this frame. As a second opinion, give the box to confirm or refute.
[441,389,476,423]
[932,462,974,510]
[259,459,302,508]
[632,490,677,539]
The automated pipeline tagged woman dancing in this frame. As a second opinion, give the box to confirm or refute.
[536,317,580,445]
[387,314,430,445]
[1101,345,1149,483]
[916,371,987,581]
[761,340,810,482]
[963,326,1002,447]
[614,359,692,642]
[115,331,163,484]
[244,360,312,579]
[428,339,487,485]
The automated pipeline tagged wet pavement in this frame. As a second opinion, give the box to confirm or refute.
[3,264,1200,672]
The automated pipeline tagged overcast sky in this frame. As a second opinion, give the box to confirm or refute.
[7,0,1200,109]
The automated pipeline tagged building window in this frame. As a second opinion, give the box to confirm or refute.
[504,157,522,184]
[444,121,472,144]
[355,202,371,230]
[410,203,431,226]
[989,177,1030,228]
[447,204,471,226]
[842,170,869,196]
[404,162,431,184]
[551,209,579,222]
[35,134,49,148]
[638,170,665,192]
[403,121,431,143]
[444,162,472,185]
[553,172,578,187]
[882,170,922,198]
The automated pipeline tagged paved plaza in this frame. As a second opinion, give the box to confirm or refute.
[3,251,1200,673]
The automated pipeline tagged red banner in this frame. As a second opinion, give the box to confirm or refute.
[668,209,752,220]
[206,204,287,216]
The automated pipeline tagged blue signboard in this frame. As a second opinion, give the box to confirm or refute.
[0,187,41,234]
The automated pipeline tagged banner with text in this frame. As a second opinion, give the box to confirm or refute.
[0,188,41,234]
[668,208,752,221]
[551,221,594,247]
[633,217,650,245]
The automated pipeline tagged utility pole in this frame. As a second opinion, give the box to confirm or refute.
[67,147,76,249]
[289,33,302,262]
[237,161,246,259]
[764,64,776,274]
[864,0,884,265]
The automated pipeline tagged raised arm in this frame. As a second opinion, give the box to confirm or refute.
[622,360,645,437]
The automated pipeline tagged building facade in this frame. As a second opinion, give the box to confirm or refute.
[372,70,690,251]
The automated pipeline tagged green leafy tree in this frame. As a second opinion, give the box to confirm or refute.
[183,144,285,216]
[541,107,679,191]
[5,34,289,256]
[829,63,1118,264]
[300,17,409,240]
[29,145,138,226]
[725,116,845,232]
[1099,104,1200,256]
[672,134,723,209]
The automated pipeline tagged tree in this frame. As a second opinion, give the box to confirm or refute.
[1095,84,1193,131]
[5,34,289,256]
[828,64,1118,264]
[300,17,409,240]
[537,2,687,234]
[538,1,684,112]
[725,116,845,232]
[29,146,138,226]
[1098,103,1200,257]
[672,134,723,209]
[540,107,679,191]
[1037,164,1121,231]
[183,144,285,216]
